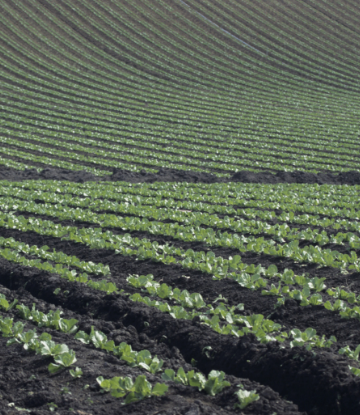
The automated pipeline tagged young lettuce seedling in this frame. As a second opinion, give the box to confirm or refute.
[0,294,17,311]
[1,318,23,338]
[234,388,260,409]
[70,367,83,379]
[96,374,168,404]
[339,345,360,361]
[37,340,69,357]
[204,371,231,396]
[74,330,91,344]
[58,318,79,334]
[161,368,230,395]
[89,326,115,351]
[48,350,77,374]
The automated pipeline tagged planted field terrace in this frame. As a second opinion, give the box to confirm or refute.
[1,1,360,414]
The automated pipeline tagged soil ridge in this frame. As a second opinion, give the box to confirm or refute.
[2,166,360,185]
[0,259,358,415]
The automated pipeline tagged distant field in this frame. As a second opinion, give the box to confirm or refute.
[1,2,360,415]
[1,0,360,175]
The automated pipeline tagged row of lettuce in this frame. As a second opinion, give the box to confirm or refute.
[0,292,258,409]
[1,227,360,372]
[2,0,360,174]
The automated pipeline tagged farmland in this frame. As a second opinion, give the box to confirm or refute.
[1,0,360,414]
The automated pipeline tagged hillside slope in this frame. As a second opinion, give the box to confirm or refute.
[1,0,360,176]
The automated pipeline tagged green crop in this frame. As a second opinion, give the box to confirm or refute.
[0,313,78,373]
[16,304,78,333]
[48,351,77,374]
[3,196,360,274]
[89,326,116,351]
[339,345,360,361]
[0,294,18,312]
[161,368,230,396]
[96,375,168,404]
[234,388,260,409]
[290,328,336,350]
[349,366,360,377]
[75,327,164,374]
[38,340,69,357]
[69,367,83,379]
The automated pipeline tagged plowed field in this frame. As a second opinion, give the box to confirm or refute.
[1,1,360,414]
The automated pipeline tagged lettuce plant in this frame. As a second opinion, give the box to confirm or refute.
[48,351,77,374]
[234,388,259,409]
[0,294,18,311]
[37,340,69,357]
[161,368,230,395]
[96,375,168,404]
[69,367,83,378]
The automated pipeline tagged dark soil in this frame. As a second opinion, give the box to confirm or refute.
[0,260,305,415]
[0,167,102,184]
[3,223,360,344]
[2,222,360,414]
[231,170,360,185]
[3,166,360,185]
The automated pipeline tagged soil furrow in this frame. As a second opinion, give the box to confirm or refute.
[0,259,357,415]
[2,227,360,347]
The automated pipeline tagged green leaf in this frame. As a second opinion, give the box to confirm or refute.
[161,369,175,382]
[96,376,111,392]
[74,330,90,344]
[69,367,83,378]
[39,332,52,341]
[0,317,14,337]
[149,356,164,374]
[152,383,168,396]
[187,371,206,390]
[16,304,31,319]
[54,351,77,368]
[109,376,134,398]
[58,318,78,334]
[134,375,152,397]
[48,363,62,374]
[157,283,172,299]
[175,367,188,385]
[12,321,25,337]
[124,391,139,404]
[39,340,69,357]
[266,264,278,277]
[234,389,260,409]
[90,326,108,348]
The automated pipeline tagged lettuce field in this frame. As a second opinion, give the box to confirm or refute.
[1,0,360,414]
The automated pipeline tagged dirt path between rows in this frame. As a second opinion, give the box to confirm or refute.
[2,166,360,185]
